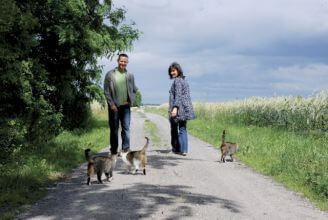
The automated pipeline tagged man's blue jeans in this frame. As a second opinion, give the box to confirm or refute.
[170,119,188,153]
[108,105,131,154]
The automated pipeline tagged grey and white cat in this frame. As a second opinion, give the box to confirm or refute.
[121,137,149,175]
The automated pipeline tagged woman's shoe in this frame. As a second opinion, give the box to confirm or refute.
[181,152,187,156]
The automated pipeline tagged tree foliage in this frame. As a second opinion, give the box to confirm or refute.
[133,90,142,107]
[0,0,140,158]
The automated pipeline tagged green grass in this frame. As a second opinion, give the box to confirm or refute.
[145,106,328,211]
[0,110,109,219]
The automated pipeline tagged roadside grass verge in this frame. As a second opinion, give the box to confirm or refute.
[136,110,161,147]
[144,106,167,118]
[0,109,109,220]
[144,119,161,147]
[145,105,328,211]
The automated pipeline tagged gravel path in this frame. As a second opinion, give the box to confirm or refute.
[17,111,328,220]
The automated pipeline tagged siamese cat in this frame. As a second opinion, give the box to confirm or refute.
[121,137,149,175]
[220,130,238,162]
[84,149,117,185]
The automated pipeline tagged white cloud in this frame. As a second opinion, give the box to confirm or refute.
[101,0,328,103]
[121,0,328,53]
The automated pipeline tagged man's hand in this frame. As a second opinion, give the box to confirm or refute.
[111,104,118,112]
[171,107,177,117]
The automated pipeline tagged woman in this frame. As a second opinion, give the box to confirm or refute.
[168,62,195,156]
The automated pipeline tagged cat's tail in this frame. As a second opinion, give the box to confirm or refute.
[85,149,93,162]
[221,130,226,145]
[141,137,150,153]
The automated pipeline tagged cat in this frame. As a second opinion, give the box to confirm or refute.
[220,130,238,162]
[121,137,149,175]
[84,149,117,185]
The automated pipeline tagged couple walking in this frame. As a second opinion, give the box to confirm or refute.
[104,54,195,157]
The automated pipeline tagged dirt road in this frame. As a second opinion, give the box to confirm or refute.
[18,111,328,220]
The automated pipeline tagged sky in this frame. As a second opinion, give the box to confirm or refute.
[99,0,328,104]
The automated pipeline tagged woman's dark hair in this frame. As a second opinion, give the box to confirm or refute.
[168,62,184,79]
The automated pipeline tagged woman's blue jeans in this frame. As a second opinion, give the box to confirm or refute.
[170,119,188,153]
[108,105,131,154]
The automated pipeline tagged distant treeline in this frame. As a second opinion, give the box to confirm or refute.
[0,0,140,160]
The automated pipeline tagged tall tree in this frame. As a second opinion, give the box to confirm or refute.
[0,0,140,157]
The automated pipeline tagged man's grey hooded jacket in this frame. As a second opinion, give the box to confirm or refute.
[104,68,138,107]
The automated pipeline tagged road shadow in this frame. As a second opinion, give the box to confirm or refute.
[18,183,241,220]
[153,149,172,154]
[147,153,205,170]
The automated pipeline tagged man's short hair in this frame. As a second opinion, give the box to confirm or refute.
[118,53,129,61]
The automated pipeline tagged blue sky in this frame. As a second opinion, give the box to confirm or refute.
[99,0,328,104]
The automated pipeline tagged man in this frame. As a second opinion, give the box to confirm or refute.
[104,53,138,155]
